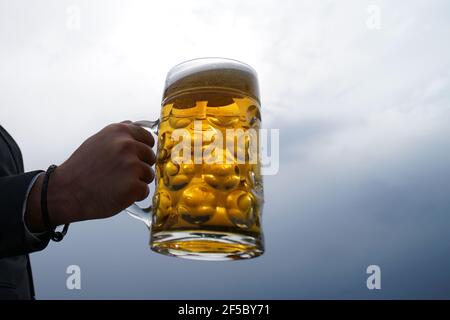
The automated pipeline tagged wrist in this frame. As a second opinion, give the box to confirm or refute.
[47,165,80,226]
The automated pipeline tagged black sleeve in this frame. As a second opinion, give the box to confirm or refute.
[0,171,50,258]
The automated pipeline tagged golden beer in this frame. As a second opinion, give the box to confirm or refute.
[150,58,264,260]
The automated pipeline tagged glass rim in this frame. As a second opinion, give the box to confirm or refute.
[163,57,260,104]
[167,57,258,77]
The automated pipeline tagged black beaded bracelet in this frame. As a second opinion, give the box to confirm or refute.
[41,164,70,242]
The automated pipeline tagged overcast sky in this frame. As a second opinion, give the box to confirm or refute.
[1,0,450,299]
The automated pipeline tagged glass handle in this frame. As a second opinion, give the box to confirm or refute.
[133,119,160,135]
[126,203,153,228]
[124,119,160,228]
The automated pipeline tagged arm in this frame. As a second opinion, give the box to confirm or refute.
[0,122,155,257]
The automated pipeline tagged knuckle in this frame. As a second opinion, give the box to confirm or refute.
[126,158,141,173]
[112,123,131,134]
[118,138,137,154]
[119,155,140,177]
[103,123,117,134]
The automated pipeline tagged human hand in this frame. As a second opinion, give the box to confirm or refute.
[25,122,155,232]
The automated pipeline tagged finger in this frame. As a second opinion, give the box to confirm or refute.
[135,182,150,201]
[139,163,155,184]
[126,124,155,147]
[135,141,156,165]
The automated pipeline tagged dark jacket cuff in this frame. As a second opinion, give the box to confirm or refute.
[0,170,50,258]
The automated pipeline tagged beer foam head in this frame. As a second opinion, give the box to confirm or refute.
[163,58,260,103]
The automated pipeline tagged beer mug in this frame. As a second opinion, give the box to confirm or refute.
[127,58,264,260]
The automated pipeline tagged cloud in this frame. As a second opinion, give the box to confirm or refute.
[0,0,449,298]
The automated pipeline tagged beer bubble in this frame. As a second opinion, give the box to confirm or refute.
[203,164,240,190]
[152,191,174,228]
[226,190,255,229]
[169,117,192,129]
[178,186,216,225]
[163,160,194,190]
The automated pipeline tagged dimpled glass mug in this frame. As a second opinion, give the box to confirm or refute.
[127,58,264,260]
